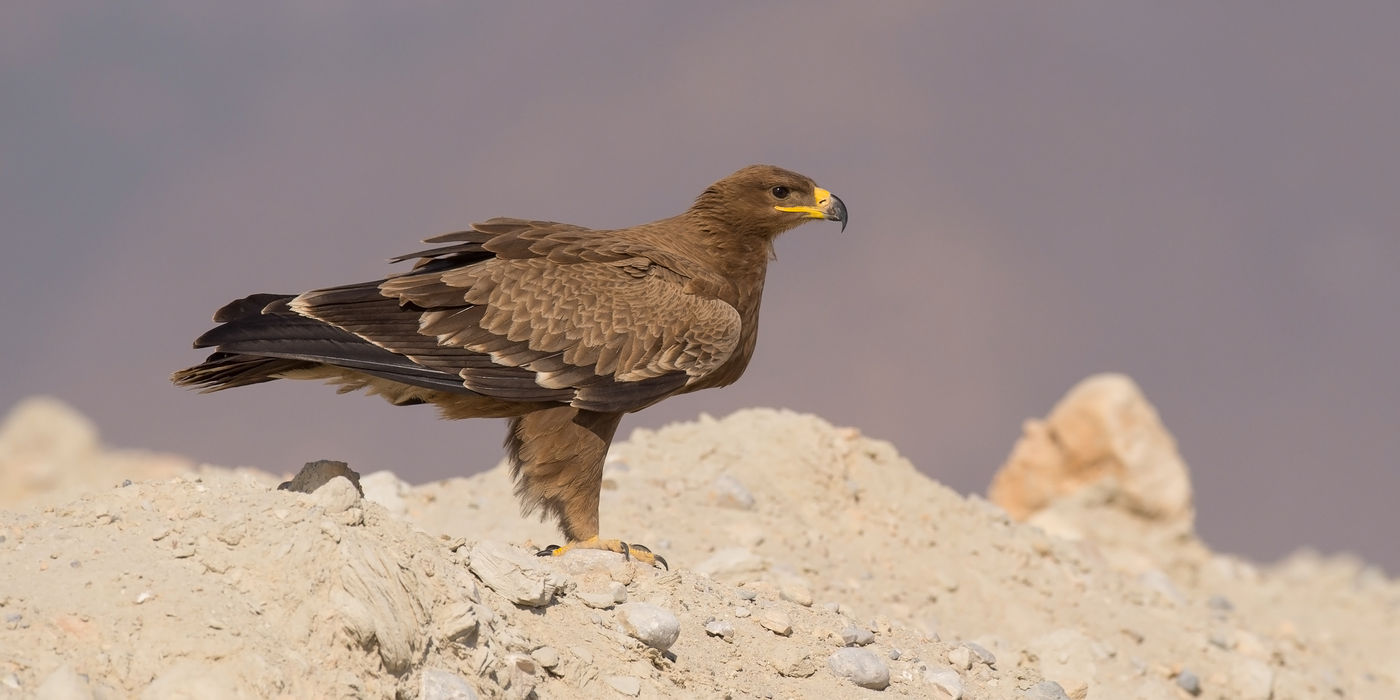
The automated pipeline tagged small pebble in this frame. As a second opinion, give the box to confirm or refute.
[758,608,793,636]
[1023,681,1071,700]
[827,647,890,690]
[947,646,972,669]
[734,606,751,618]
[923,666,964,699]
[704,618,736,641]
[736,588,758,601]
[135,591,154,605]
[840,625,875,646]
[607,581,628,604]
[888,648,901,660]
[616,603,680,652]
[1176,669,1202,696]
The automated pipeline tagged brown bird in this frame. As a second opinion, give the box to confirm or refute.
[173,164,847,567]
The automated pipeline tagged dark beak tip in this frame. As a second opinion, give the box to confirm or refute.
[828,193,848,232]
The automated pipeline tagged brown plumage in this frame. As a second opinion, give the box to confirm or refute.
[173,164,847,563]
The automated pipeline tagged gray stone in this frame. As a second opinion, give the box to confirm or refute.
[279,460,363,497]
[1176,669,1202,696]
[420,668,480,700]
[617,602,680,651]
[1023,681,1071,700]
[827,647,890,690]
[840,625,875,646]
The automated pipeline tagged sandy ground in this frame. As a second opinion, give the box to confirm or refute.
[1,376,1396,699]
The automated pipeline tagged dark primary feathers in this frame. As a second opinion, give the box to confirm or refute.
[174,164,846,542]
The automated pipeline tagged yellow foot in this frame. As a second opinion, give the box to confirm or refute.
[536,535,668,570]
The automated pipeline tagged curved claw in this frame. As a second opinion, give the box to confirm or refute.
[535,544,562,557]
[627,543,669,570]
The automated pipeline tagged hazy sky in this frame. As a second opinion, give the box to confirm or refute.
[3,3,1397,572]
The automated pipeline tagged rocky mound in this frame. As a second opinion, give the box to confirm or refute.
[0,377,1396,699]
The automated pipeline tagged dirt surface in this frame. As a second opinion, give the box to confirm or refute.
[1,380,1396,699]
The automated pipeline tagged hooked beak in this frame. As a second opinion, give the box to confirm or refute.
[776,186,848,232]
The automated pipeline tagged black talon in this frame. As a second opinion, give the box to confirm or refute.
[536,544,561,557]
[619,542,632,560]
[628,544,668,570]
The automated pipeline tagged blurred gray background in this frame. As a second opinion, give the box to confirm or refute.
[3,3,1396,571]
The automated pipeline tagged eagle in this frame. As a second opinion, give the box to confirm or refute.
[174,164,847,567]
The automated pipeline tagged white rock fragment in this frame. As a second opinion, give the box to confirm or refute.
[734,606,751,618]
[468,541,562,607]
[711,474,756,509]
[311,476,362,515]
[420,668,480,700]
[758,608,793,636]
[607,581,628,603]
[604,675,641,697]
[134,591,154,605]
[828,647,890,690]
[924,666,964,699]
[616,602,680,651]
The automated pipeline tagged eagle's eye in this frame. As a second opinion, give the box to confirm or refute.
[770,186,790,199]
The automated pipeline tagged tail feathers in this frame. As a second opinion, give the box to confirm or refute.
[171,353,312,392]
[177,293,474,395]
